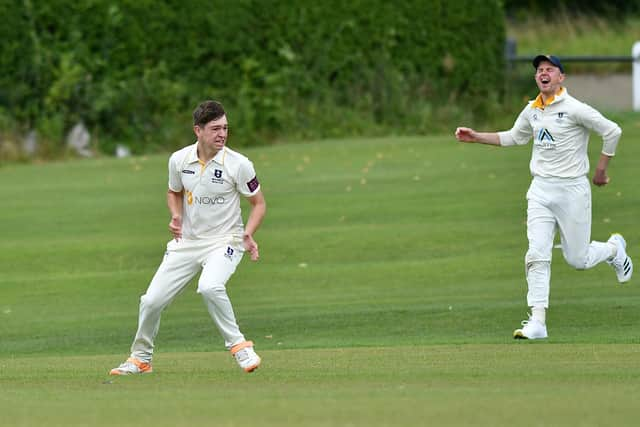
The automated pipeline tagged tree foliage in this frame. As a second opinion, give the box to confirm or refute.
[0,0,505,154]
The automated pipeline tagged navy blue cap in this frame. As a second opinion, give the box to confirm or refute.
[533,55,564,73]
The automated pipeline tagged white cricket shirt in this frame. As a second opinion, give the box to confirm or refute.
[498,88,622,178]
[168,144,261,240]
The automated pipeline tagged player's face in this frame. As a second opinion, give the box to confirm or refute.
[535,61,565,95]
[195,115,228,152]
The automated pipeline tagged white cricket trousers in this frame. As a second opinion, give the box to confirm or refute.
[130,237,246,363]
[525,175,612,308]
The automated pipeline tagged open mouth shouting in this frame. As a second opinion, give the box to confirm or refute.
[536,72,559,93]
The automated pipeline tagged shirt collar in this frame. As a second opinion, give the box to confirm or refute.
[185,143,200,164]
[531,86,565,109]
[185,143,226,165]
[212,147,226,165]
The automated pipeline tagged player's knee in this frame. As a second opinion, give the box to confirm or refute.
[198,284,227,300]
[140,294,165,312]
[563,253,588,270]
[525,248,551,265]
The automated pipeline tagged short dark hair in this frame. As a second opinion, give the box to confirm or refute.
[193,100,226,127]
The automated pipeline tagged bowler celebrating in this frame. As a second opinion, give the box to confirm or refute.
[110,100,265,374]
[455,55,632,340]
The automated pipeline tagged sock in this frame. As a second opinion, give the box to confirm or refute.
[607,242,617,260]
[531,306,546,325]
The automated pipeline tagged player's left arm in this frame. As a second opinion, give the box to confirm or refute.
[243,191,266,261]
[592,154,612,187]
[576,103,622,186]
[237,157,265,261]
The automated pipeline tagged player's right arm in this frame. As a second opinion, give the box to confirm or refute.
[166,151,185,240]
[456,105,533,147]
[167,190,183,240]
[454,127,501,145]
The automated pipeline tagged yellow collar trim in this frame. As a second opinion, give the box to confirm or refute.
[532,87,565,109]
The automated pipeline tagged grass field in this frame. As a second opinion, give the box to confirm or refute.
[508,15,640,58]
[1,114,639,426]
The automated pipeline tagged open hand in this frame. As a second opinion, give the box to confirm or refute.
[243,234,260,261]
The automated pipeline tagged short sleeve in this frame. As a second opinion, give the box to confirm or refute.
[168,153,183,192]
[236,159,260,197]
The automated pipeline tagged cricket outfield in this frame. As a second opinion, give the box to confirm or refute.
[1,116,639,426]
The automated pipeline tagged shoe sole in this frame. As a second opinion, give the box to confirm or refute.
[513,330,527,339]
[513,330,548,340]
[109,358,153,376]
[109,368,153,376]
[244,357,261,373]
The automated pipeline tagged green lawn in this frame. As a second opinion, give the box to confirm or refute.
[508,15,640,57]
[1,117,639,426]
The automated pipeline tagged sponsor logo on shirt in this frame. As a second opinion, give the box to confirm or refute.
[186,190,225,206]
[247,176,260,193]
[535,128,556,150]
[182,169,196,174]
[556,112,566,123]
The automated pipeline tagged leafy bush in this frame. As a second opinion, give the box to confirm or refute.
[0,0,505,156]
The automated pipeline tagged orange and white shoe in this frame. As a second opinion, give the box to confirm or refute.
[109,357,153,375]
[231,341,261,373]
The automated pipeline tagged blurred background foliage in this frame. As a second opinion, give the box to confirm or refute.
[0,0,505,157]
[1,0,639,160]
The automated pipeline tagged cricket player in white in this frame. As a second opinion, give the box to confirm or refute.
[455,55,633,339]
[110,100,266,374]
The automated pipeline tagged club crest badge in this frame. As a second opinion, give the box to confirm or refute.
[211,169,224,184]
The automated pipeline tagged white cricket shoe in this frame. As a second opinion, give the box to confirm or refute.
[231,341,261,373]
[513,316,548,340]
[607,234,633,283]
[109,357,153,375]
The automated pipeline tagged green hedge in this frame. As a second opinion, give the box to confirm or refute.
[0,0,505,155]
